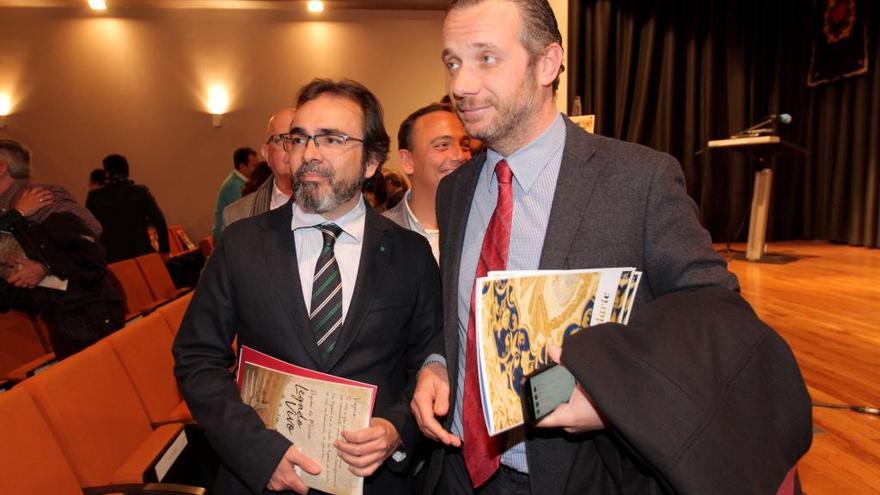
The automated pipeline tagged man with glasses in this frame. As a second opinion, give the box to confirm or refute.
[221,107,295,230]
[174,78,442,495]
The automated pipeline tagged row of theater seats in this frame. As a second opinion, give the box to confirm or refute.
[0,252,191,388]
[109,253,192,321]
[0,293,205,494]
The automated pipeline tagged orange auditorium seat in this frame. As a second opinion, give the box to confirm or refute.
[135,253,190,302]
[156,291,193,336]
[0,310,55,382]
[109,259,164,320]
[23,340,186,486]
[109,312,191,424]
[0,386,83,494]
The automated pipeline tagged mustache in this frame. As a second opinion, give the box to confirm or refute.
[295,161,334,181]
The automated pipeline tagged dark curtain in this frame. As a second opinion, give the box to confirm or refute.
[568,0,879,247]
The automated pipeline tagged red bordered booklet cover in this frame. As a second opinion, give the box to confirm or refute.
[236,346,376,495]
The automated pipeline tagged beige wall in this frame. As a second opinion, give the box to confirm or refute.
[0,6,447,239]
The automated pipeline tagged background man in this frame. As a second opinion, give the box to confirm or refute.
[212,146,259,240]
[1,139,123,358]
[222,108,296,230]
[86,153,169,262]
[384,102,471,262]
[174,79,442,495]
[411,1,812,494]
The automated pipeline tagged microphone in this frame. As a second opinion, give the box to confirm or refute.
[734,113,792,137]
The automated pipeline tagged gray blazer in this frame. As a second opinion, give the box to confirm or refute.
[221,176,275,231]
[424,116,810,494]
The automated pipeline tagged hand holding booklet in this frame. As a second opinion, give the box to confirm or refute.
[236,346,376,495]
[475,267,642,435]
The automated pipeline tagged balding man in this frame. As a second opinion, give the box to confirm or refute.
[222,108,295,229]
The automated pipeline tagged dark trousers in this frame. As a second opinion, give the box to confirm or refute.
[43,299,124,359]
[440,450,531,495]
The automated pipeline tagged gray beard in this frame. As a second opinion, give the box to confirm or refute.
[293,161,364,214]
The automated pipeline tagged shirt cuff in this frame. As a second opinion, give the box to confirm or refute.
[422,353,446,370]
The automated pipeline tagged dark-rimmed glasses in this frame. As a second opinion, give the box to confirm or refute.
[281,132,365,153]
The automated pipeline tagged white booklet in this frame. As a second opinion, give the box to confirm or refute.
[474,267,641,435]
[0,231,68,291]
[236,346,376,495]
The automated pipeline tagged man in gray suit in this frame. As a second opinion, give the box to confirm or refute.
[383,102,471,262]
[221,107,295,230]
[410,1,811,494]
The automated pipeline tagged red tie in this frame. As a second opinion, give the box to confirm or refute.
[463,159,513,487]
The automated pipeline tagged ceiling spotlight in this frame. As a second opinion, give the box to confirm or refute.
[307,1,324,13]
[88,0,107,10]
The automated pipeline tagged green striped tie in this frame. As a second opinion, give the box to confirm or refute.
[310,224,344,359]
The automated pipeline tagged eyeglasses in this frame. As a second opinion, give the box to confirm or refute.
[266,134,288,146]
[281,132,365,152]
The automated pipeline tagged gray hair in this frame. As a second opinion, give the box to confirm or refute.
[0,139,31,179]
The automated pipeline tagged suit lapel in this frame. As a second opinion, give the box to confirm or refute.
[261,201,324,368]
[539,118,601,270]
[441,157,484,392]
[324,208,390,371]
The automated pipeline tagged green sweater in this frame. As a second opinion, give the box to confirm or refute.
[213,171,245,240]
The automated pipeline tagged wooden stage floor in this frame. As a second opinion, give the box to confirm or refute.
[720,241,880,494]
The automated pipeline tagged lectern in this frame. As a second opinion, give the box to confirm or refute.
[706,136,807,262]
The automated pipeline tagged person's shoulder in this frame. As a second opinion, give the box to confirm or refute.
[564,118,678,175]
[381,199,408,227]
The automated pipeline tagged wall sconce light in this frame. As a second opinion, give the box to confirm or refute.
[88,0,107,11]
[207,86,229,128]
[307,1,324,13]
[0,95,11,129]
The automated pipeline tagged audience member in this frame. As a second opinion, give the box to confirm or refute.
[441,93,486,155]
[222,108,296,229]
[212,146,259,240]
[173,78,442,495]
[383,168,408,209]
[0,139,124,359]
[362,173,388,212]
[384,102,471,262]
[411,1,811,493]
[88,168,106,191]
[240,161,271,196]
[86,153,169,262]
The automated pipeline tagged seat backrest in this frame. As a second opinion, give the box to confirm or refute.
[24,339,154,487]
[0,387,83,494]
[108,313,181,423]
[0,311,50,378]
[134,253,177,301]
[109,259,157,316]
[156,291,193,336]
[198,236,214,257]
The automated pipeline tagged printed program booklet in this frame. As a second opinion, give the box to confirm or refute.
[474,268,641,435]
[236,346,377,495]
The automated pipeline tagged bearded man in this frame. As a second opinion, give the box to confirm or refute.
[173,78,442,495]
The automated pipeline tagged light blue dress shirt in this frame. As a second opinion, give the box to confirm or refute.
[449,113,567,474]
[290,196,367,321]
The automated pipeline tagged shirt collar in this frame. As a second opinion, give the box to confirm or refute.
[271,180,291,208]
[484,112,566,193]
[401,190,427,235]
[290,194,366,243]
[233,169,248,182]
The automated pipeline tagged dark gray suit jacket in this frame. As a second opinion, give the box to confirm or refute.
[173,202,443,495]
[425,117,811,494]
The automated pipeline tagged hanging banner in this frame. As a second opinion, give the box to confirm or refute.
[807,0,870,87]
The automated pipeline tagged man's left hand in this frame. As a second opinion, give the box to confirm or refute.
[5,256,48,289]
[535,344,607,434]
[335,417,401,477]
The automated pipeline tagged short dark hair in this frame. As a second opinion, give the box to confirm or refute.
[398,102,455,151]
[89,168,106,185]
[102,154,129,178]
[233,147,256,170]
[294,78,390,169]
[449,0,565,92]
